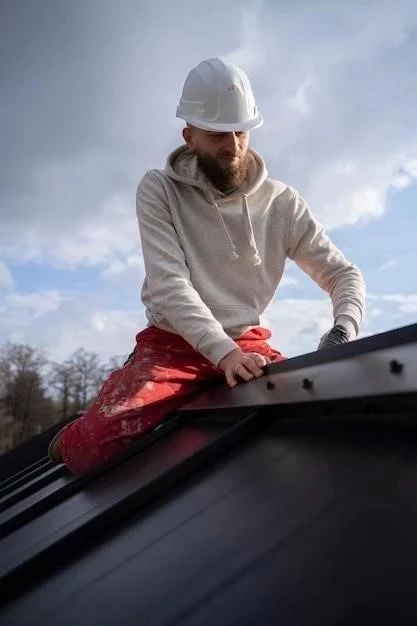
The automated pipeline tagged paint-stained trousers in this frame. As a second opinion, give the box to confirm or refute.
[60,326,285,475]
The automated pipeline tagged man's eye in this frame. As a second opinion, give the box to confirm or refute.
[210,132,245,139]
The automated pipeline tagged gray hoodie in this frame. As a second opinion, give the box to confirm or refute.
[136,145,365,366]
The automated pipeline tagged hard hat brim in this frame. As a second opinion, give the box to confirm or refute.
[177,113,263,133]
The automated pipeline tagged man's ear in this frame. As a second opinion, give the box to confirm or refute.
[183,126,193,148]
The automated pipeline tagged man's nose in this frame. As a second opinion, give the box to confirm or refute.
[223,132,240,152]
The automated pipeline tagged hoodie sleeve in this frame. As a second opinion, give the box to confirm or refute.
[136,171,239,366]
[286,190,366,336]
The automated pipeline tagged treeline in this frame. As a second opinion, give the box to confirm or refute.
[0,342,125,454]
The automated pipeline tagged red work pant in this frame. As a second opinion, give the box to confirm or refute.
[60,326,285,475]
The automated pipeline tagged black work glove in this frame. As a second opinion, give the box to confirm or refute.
[318,324,350,350]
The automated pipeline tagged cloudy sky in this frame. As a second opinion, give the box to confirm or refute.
[1,0,416,364]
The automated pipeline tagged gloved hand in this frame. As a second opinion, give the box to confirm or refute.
[318,324,350,350]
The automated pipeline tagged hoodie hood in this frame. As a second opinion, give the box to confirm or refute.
[165,145,268,197]
[164,145,268,265]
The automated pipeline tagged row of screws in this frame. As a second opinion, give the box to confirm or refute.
[266,359,405,391]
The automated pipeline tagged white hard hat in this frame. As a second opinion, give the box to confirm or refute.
[176,57,263,132]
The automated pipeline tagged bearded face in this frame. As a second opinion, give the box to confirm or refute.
[183,125,250,193]
[195,148,250,193]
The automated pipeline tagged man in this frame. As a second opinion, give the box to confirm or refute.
[48,57,365,474]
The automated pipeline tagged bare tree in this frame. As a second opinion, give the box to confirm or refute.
[105,354,126,374]
[0,343,54,445]
[49,359,78,421]
[67,348,105,411]
[0,342,130,453]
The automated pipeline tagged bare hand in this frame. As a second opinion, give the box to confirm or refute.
[218,348,272,388]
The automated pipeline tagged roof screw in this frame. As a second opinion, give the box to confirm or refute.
[266,381,275,390]
[302,378,314,390]
[390,359,404,375]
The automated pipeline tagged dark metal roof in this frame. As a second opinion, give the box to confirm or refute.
[1,324,417,625]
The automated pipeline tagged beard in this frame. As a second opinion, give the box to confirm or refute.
[195,150,250,193]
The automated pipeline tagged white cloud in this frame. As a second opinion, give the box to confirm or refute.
[295,159,391,229]
[2,0,417,268]
[0,286,144,363]
[378,259,398,272]
[263,291,417,358]
[278,275,299,289]
[367,307,382,318]
[365,293,417,332]
[1,285,415,367]
[0,262,13,289]
[250,3,417,230]
[390,158,417,190]
[221,1,266,72]
[101,253,143,279]
[50,195,139,268]
[50,307,141,363]
[378,293,417,314]
[347,188,384,224]
[284,79,312,116]
[5,290,72,320]
[404,159,417,178]
[2,193,140,271]
[261,297,334,357]
[391,173,413,190]
[0,288,75,351]
[1,0,417,372]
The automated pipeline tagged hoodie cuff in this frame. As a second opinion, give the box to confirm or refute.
[334,314,358,340]
[196,332,239,367]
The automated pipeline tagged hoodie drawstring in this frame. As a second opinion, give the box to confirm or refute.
[212,195,262,266]
[242,195,262,266]
[213,199,240,261]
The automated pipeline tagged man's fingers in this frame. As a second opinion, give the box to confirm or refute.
[223,353,272,388]
[251,353,272,369]
[225,365,251,387]
[239,364,256,381]
[232,362,261,384]
[226,371,238,388]
[242,357,264,377]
